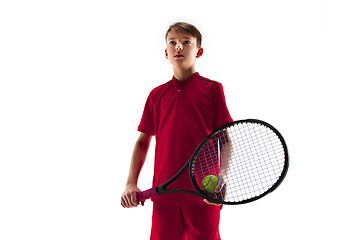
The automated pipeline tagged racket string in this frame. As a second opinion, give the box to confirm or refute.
[193,122,286,203]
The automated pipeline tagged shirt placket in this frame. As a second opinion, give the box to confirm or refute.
[175,81,183,103]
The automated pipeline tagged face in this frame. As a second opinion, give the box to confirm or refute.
[165,30,203,70]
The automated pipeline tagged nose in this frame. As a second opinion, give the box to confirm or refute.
[176,43,183,52]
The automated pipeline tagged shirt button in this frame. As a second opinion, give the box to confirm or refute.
[177,89,181,92]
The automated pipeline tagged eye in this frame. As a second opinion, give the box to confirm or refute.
[184,40,191,44]
[169,41,176,45]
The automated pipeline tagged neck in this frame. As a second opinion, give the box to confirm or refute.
[173,67,196,82]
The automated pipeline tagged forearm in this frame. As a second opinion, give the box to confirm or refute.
[219,130,232,177]
[126,134,152,186]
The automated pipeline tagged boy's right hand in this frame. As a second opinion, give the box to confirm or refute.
[121,184,143,208]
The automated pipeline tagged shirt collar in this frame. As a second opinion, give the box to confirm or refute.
[171,72,200,85]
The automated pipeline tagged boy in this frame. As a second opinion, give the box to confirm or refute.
[121,22,233,240]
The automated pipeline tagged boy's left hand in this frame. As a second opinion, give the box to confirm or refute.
[203,182,226,206]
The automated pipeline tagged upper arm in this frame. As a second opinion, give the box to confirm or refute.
[212,83,233,130]
[138,93,156,135]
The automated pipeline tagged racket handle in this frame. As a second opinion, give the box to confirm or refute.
[136,187,157,203]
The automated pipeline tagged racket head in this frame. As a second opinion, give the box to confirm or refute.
[189,119,289,205]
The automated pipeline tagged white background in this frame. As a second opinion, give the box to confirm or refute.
[1,0,359,239]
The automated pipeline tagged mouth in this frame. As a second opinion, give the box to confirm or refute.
[174,54,184,58]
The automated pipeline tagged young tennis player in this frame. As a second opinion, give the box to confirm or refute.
[121,22,233,240]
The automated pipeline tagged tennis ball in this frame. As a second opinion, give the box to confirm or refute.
[201,175,218,193]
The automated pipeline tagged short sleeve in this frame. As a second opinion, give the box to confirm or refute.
[212,83,233,130]
[137,93,156,135]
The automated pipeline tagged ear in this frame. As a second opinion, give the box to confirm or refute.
[165,48,168,59]
[196,48,203,58]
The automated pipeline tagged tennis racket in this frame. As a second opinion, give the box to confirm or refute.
[136,119,289,205]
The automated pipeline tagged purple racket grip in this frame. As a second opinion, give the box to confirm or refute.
[136,188,157,203]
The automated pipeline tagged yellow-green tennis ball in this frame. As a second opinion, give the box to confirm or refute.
[201,175,218,193]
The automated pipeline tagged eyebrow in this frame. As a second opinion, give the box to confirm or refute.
[168,37,192,40]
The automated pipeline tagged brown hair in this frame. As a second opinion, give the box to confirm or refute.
[165,22,202,48]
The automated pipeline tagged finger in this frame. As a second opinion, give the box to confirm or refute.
[204,199,220,206]
[123,194,133,208]
[215,180,225,190]
[130,192,139,207]
[215,182,226,194]
[122,196,129,208]
[203,199,221,206]
[121,195,129,208]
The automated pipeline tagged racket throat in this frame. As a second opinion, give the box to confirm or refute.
[157,185,203,197]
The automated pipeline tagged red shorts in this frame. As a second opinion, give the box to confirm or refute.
[150,201,222,240]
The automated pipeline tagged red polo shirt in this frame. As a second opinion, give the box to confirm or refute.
[138,72,233,204]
